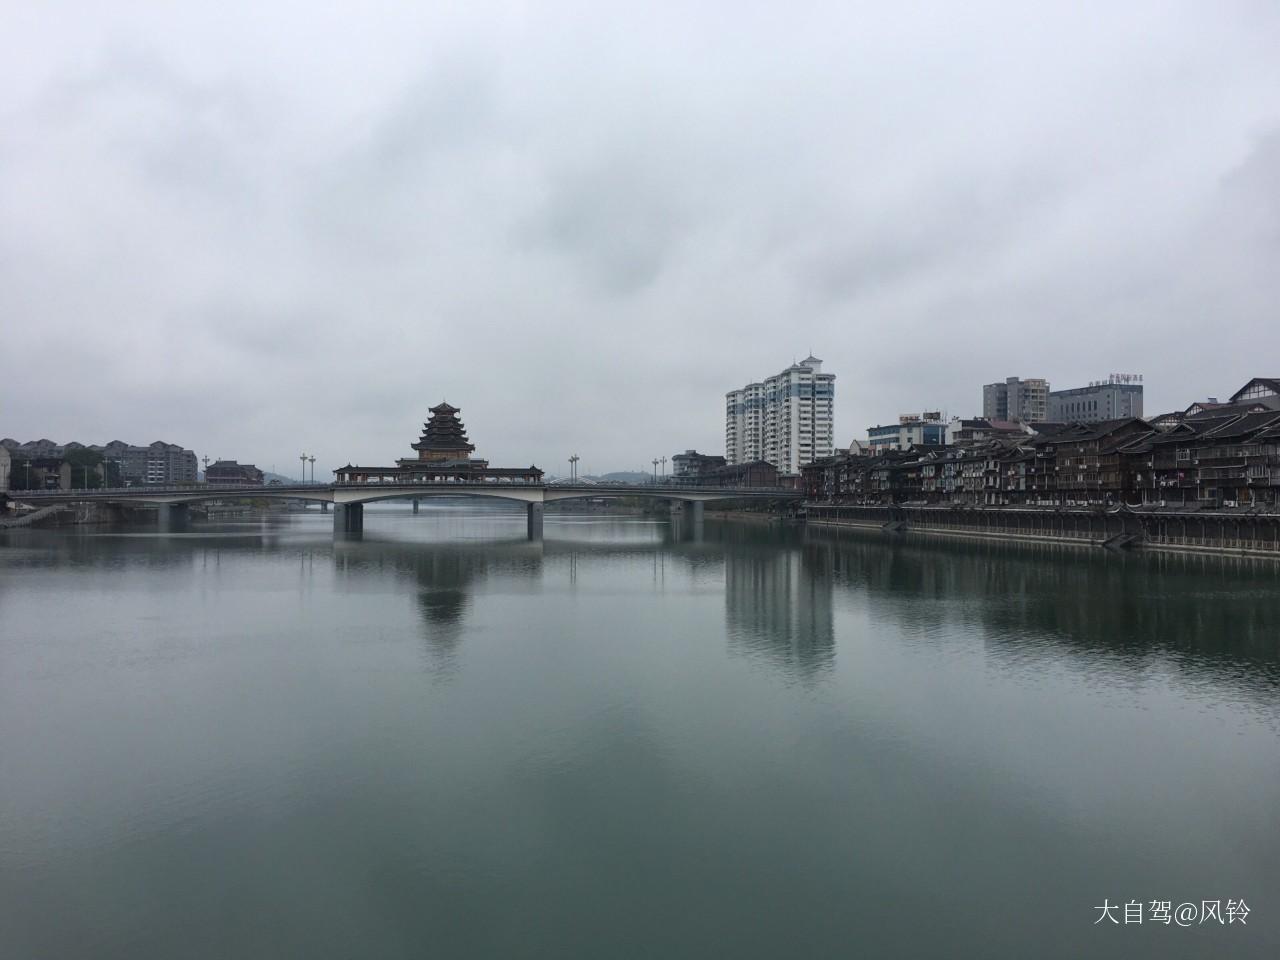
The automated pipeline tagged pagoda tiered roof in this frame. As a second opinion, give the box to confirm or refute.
[333,399,543,485]
[411,401,475,454]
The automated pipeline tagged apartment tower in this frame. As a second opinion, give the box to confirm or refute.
[725,356,835,474]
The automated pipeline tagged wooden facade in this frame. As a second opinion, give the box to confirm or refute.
[802,412,1280,509]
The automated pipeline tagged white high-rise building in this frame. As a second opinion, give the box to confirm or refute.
[725,356,835,474]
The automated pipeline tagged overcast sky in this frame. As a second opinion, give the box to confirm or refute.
[3,1,1278,476]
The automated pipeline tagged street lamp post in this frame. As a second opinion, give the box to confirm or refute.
[309,456,316,484]
[652,458,659,483]
[660,456,667,479]
[300,453,308,484]
[569,454,579,482]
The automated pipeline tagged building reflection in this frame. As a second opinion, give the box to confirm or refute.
[711,522,836,683]
[332,535,543,675]
[804,523,1280,695]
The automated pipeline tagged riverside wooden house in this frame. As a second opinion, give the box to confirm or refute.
[803,409,1280,509]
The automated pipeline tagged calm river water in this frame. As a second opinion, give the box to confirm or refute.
[1,506,1278,958]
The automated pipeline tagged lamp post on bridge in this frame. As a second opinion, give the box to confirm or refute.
[569,454,579,482]
[660,456,667,480]
[652,458,659,484]
[308,456,316,484]
[300,453,308,484]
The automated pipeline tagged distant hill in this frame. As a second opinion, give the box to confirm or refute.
[543,471,654,484]
[590,471,652,484]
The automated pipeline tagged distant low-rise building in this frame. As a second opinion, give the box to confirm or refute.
[0,438,198,486]
[27,458,73,490]
[0,445,10,493]
[686,460,780,488]
[867,412,948,454]
[205,460,265,485]
[1047,374,1143,423]
[672,449,727,479]
[949,418,1029,445]
[983,377,1049,422]
[111,440,199,485]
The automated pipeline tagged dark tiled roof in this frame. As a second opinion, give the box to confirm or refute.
[1203,411,1280,440]
[1186,402,1268,420]
[1228,378,1280,402]
[413,404,475,452]
[1028,421,1072,437]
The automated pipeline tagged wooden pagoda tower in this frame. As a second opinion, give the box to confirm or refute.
[333,401,543,486]
[405,402,476,464]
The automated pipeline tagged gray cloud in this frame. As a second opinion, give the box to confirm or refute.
[2,0,1279,474]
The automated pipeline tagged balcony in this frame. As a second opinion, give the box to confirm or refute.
[1197,465,1248,481]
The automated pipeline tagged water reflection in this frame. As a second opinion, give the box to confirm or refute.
[4,513,1275,698]
[805,523,1280,703]
[331,536,543,675]
[710,522,836,684]
[3,513,1280,959]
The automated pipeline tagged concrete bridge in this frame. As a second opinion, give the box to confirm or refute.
[7,482,800,537]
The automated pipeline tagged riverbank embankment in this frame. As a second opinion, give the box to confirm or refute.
[804,504,1280,558]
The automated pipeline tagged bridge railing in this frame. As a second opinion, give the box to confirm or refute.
[12,482,332,497]
[560,483,800,495]
[12,480,801,498]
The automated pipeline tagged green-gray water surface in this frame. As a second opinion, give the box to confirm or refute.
[2,507,1278,958]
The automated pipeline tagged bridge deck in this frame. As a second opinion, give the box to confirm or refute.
[8,481,801,506]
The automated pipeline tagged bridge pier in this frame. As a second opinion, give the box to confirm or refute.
[527,501,544,540]
[672,499,705,540]
[156,503,189,531]
[320,502,329,513]
[333,502,363,535]
[412,499,419,514]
